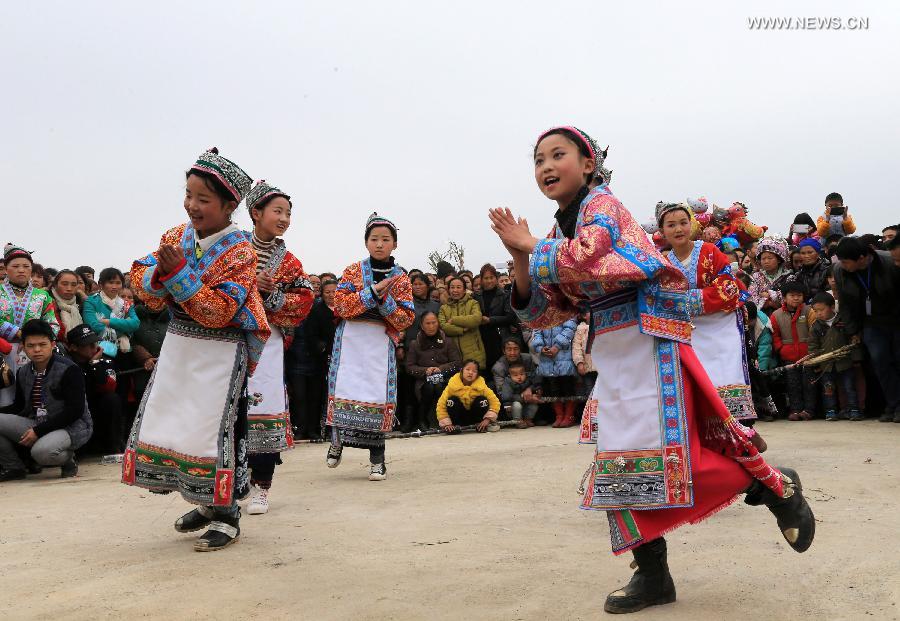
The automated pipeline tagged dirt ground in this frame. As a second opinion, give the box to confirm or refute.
[1,420,898,621]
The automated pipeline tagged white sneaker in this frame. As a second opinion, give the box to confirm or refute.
[368,462,387,481]
[247,487,269,515]
[487,423,501,432]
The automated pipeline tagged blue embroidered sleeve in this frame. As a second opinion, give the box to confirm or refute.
[161,262,203,304]
[359,285,378,310]
[214,281,248,308]
[377,293,398,316]
[530,238,564,285]
[0,322,18,340]
[512,281,551,325]
[140,264,168,298]
[687,289,704,317]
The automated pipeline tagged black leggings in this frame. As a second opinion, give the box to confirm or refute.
[249,453,280,489]
[444,396,490,426]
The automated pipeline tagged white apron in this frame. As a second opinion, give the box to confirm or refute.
[247,327,292,453]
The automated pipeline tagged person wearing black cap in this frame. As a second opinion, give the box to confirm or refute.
[66,324,123,453]
[771,281,818,420]
[0,319,92,481]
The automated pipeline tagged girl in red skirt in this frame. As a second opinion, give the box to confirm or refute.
[489,126,815,614]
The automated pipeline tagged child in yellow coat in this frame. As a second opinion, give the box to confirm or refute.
[437,360,501,433]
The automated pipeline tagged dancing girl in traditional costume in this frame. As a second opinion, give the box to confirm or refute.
[489,126,815,613]
[243,180,314,514]
[125,148,270,551]
[657,203,763,445]
[325,213,414,481]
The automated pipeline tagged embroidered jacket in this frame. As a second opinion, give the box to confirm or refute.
[666,241,748,316]
[0,283,59,341]
[333,259,415,343]
[243,234,315,350]
[513,185,692,343]
[130,223,270,374]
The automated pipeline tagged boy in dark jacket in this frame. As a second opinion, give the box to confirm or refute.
[0,320,93,481]
[809,292,863,421]
[771,281,817,420]
[500,361,541,428]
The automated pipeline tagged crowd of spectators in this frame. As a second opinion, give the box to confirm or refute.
[1,190,898,482]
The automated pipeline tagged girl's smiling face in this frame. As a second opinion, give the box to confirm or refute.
[184,174,236,238]
[533,133,594,206]
[253,196,292,240]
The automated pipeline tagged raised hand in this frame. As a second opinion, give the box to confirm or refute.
[489,208,539,254]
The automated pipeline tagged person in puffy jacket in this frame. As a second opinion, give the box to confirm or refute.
[439,277,486,369]
[406,311,462,430]
[771,281,817,420]
[436,360,501,433]
[530,318,578,428]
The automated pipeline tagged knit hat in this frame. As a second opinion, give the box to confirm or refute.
[3,243,32,265]
[754,236,789,263]
[189,147,253,202]
[245,180,290,214]
[797,238,822,254]
[655,202,691,227]
[365,212,398,240]
[536,126,612,184]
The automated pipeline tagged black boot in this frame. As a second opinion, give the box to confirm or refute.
[194,509,241,552]
[174,506,214,533]
[744,467,815,553]
[604,538,676,614]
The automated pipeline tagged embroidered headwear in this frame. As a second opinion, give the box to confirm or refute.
[246,180,291,214]
[190,147,253,202]
[536,126,612,184]
[3,243,32,265]
[365,212,398,240]
[655,201,691,227]
[755,236,789,263]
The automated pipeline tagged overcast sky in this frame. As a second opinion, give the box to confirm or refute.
[1,1,896,276]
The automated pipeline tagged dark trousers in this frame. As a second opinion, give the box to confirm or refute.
[862,326,900,412]
[85,391,125,454]
[417,380,447,429]
[785,365,817,414]
[445,396,490,426]
[286,371,325,439]
[821,368,859,412]
[249,452,279,489]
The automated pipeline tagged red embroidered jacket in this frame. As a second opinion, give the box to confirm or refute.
[333,259,415,344]
[131,223,270,375]
[666,241,748,316]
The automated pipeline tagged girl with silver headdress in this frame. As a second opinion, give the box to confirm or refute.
[241,180,315,515]
[324,213,414,481]
[490,126,815,614]
[125,148,270,552]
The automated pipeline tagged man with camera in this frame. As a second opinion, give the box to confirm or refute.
[65,324,124,453]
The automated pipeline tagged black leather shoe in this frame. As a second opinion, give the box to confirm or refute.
[194,511,240,552]
[745,467,815,552]
[604,538,676,614]
[174,507,214,533]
